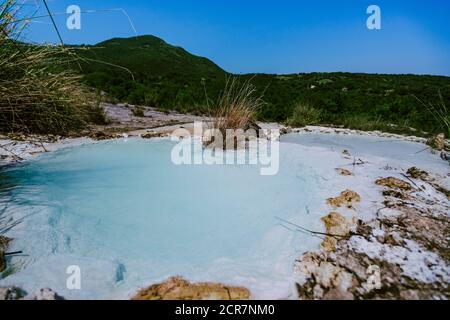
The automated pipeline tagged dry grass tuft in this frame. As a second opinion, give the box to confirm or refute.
[0,0,106,135]
[208,77,263,133]
[415,93,450,138]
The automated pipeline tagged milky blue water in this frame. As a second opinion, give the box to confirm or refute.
[0,137,328,299]
[0,133,447,299]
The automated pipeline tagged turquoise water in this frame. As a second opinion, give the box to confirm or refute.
[1,133,447,299]
[0,137,326,299]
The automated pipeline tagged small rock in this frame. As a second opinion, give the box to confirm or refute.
[0,235,11,251]
[375,177,412,191]
[89,131,118,141]
[382,189,410,200]
[321,212,357,251]
[335,168,353,176]
[131,277,251,300]
[141,131,165,139]
[280,127,292,135]
[426,133,446,151]
[342,149,352,158]
[326,190,361,209]
[406,167,429,180]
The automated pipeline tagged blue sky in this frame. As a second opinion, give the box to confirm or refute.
[18,0,450,75]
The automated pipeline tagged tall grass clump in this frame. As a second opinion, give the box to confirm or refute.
[415,93,450,138]
[287,103,321,127]
[209,77,263,133]
[0,0,105,135]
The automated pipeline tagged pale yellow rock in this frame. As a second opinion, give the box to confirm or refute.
[335,168,353,176]
[131,277,251,300]
[326,190,361,209]
[321,212,357,251]
[375,177,412,191]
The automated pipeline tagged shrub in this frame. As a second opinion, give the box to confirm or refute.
[132,106,145,117]
[287,103,321,127]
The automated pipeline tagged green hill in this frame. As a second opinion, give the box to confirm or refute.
[81,35,225,78]
[74,35,450,135]
[75,35,227,108]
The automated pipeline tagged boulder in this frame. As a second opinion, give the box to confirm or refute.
[131,277,251,300]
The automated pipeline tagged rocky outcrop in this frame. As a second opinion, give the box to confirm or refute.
[326,190,361,209]
[131,277,251,300]
[295,175,450,300]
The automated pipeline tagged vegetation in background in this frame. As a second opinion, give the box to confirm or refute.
[2,0,448,138]
[0,0,106,135]
[415,93,450,138]
[75,36,450,136]
[287,103,321,127]
[74,35,225,113]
